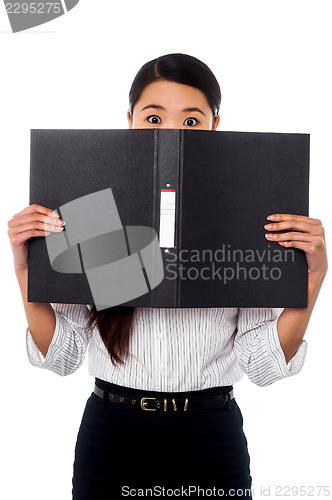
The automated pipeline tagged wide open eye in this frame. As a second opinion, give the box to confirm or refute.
[184,117,199,127]
[147,115,162,124]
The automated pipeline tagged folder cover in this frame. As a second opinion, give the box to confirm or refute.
[28,129,309,308]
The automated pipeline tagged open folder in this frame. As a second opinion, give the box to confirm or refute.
[28,129,309,308]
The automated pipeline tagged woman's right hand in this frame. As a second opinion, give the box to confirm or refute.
[7,204,66,272]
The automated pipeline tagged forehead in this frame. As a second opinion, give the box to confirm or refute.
[136,79,211,110]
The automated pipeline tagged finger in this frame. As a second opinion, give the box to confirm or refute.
[43,214,66,231]
[278,237,326,258]
[18,204,60,219]
[10,228,54,247]
[277,240,312,252]
[264,220,324,236]
[9,213,65,230]
[265,231,319,243]
[15,220,65,234]
[266,214,322,225]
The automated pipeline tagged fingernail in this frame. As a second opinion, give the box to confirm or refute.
[50,211,60,218]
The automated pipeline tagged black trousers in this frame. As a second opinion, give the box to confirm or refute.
[72,378,253,499]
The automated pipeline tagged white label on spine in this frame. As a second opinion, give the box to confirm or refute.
[159,189,176,247]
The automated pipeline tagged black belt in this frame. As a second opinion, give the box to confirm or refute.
[93,384,234,412]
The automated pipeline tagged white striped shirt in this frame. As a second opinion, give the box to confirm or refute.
[25,304,308,391]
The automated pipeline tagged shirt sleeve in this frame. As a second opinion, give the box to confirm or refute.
[233,307,308,387]
[25,303,92,377]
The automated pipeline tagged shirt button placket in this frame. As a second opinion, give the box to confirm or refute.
[153,312,163,391]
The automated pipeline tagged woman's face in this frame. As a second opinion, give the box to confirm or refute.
[127,79,220,131]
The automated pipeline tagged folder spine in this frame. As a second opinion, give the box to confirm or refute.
[176,129,184,307]
[150,129,160,307]
[155,129,181,307]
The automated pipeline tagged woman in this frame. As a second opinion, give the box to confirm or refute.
[8,53,328,499]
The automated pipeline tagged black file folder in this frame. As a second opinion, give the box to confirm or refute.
[28,129,309,308]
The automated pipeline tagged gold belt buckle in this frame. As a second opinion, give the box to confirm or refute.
[140,397,157,411]
[140,396,189,411]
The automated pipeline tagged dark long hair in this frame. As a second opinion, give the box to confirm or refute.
[86,53,222,367]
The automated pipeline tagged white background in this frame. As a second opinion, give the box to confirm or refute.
[1,1,331,498]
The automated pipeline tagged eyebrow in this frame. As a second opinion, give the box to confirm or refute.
[140,104,206,117]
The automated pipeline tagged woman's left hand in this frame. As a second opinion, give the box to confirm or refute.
[264,214,328,282]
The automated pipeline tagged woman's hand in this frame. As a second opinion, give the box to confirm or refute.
[264,214,328,283]
[265,214,328,363]
[7,204,66,272]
